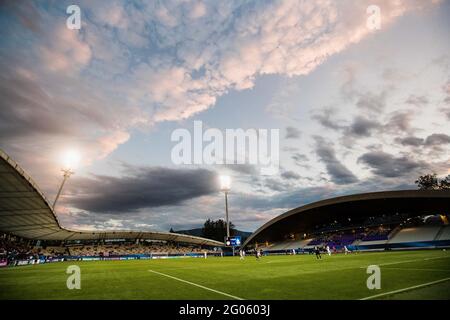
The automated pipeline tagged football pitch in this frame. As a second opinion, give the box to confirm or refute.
[1,250,450,300]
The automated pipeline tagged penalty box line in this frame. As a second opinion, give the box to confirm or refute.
[359,277,450,300]
[148,269,244,300]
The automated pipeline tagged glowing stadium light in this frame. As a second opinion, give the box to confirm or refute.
[62,149,81,170]
[53,149,81,209]
[219,175,231,192]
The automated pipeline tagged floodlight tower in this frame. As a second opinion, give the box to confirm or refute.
[219,175,231,238]
[53,150,80,209]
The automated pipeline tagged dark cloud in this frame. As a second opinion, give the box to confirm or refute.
[281,170,301,180]
[314,137,358,185]
[67,167,219,213]
[358,151,424,178]
[313,109,382,139]
[291,153,310,169]
[264,178,287,192]
[424,133,450,146]
[356,91,387,112]
[384,111,414,133]
[234,186,340,211]
[347,116,381,137]
[396,136,424,146]
[0,59,132,166]
[0,72,75,139]
[224,164,258,175]
[311,108,343,131]
[395,134,450,147]
[292,153,309,163]
[285,126,301,139]
[313,96,420,143]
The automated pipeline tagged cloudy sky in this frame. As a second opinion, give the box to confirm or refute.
[1,0,449,232]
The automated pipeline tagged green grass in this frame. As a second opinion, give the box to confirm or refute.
[1,250,450,300]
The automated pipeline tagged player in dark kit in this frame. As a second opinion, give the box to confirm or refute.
[314,246,321,259]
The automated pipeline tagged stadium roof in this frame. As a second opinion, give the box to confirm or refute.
[243,189,450,247]
[0,149,223,246]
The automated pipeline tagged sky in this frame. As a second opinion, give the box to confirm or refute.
[0,0,449,232]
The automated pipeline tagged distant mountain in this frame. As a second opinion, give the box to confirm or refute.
[173,228,252,242]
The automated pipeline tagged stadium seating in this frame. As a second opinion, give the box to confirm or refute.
[388,226,442,243]
[436,225,450,241]
[283,239,312,250]
[263,239,312,251]
[1,233,217,266]
[361,228,391,241]
[265,220,450,253]
[307,238,324,246]
[65,242,211,256]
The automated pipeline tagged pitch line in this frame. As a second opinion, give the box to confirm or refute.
[424,256,450,261]
[148,269,244,300]
[359,277,450,300]
[378,255,449,267]
[381,267,450,272]
[359,255,450,268]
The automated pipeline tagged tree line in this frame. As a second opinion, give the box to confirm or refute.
[415,173,450,190]
[201,218,236,242]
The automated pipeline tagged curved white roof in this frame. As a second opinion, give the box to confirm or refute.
[0,149,223,246]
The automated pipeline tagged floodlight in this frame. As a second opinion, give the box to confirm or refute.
[53,149,80,208]
[62,149,81,170]
[219,175,231,192]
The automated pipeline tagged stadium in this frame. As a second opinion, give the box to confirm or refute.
[245,190,450,252]
[2,1,450,313]
[1,149,450,300]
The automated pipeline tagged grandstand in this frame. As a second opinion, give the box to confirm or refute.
[245,190,450,254]
[389,226,441,243]
[0,149,223,266]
